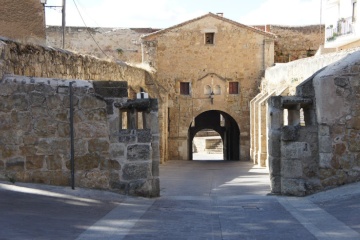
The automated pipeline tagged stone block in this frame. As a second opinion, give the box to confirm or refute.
[0,130,22,145]
[11,94,29,111]
[51,139,70,155]
[46,155,63,171]
[68,153,100,170]
[83,109,107,122]
[46,95,63,109]
[127,144,151,161]
[318,124,330,136]
[346,130,360,152]
[318,136,332,153]
[281,178,306,196]
[0,145,19,159]
[152,160,160,177]
[79,170,109,189]
[26,155,45,170]
[137,129,152,143]
[282,142,312,159]
[88,138,110,153]
[79,95,106,109]
[127,178,160,198]
[268,156,281,175]
[270,176,281,194]
[281,125,300,141]
[30,92,46,107]
[6,157,25,171]
[122,163,150,180]
[267,131,281,157]
[281,159,303,178]
[75,122,108,138]
[347,117,360,130]
[319,153,332,168]
[109,143,125,158]
[119,129,136,143]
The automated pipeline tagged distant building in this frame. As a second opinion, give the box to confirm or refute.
[0,0,46,44]
[141,13,276,161]
[324,0,360,50]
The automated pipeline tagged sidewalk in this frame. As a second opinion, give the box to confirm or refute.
[1,160,360,239]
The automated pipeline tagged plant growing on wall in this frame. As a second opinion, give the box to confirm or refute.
[116,48,124,55]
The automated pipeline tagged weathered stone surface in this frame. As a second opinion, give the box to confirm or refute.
[281,178,306,196]
[119,129,136,143]
[318,136,332,153]
[11,94,29,111]
[128,178,160,197]
[75,122,108,138]
[79,170,109,189]
[30,92,46,107]
[319,153,333,168]
[68,153,100,170]
[109,143,125,158]
[83,109,107,122]
[281,159,303,178]
[137,129,152,143]
[281,125,300,141]
[26,155,44,170]
[282,142,312,159]
[6,157,25,171]
[79,95,105,109]
[46,155,63,171]
[0,145,19,159]
[88,138,109,153]
[127,144,151,161]
[122,163,150,180]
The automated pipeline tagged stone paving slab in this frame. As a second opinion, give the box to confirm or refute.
[1,161,360,240]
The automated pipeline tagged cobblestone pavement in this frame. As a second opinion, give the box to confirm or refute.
[1,160,360,240]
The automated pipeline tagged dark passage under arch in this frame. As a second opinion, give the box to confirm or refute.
[188,110,240,160]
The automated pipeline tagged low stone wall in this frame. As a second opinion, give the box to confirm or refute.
[267,51,360,196]
[264,47,360,95]
[0,75,160,197]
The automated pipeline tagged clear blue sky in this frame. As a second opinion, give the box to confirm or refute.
[45,0,323,28]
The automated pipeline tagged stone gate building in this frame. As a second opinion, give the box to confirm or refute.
[141,13,276,161]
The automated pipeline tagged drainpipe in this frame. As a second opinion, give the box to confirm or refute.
[69,81,75,190]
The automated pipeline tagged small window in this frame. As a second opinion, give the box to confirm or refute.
[120,111,128,129]
[204,85,211,95]
[214,85,221,95]
[205,33,214,44]
[229,82,239,94]
[180,82,190,95]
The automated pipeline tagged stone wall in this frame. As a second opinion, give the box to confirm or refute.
[251,48,360,169]
[267,51,360,196]
[46,26,159,63]
[0,0,46,44]
[0,38,160,197]
[253,25,325,63]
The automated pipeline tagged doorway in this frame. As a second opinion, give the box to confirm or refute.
[188,110,240,160]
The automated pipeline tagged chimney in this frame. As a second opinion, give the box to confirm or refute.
[216,13,223,17]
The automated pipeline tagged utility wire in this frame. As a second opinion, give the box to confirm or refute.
[76,0,101,28]
[72,0,109,58]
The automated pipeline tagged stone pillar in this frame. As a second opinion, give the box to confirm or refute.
[267,96,283,194]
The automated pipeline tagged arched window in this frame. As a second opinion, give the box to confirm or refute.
[214,85,221,95]
[204,85,211,95]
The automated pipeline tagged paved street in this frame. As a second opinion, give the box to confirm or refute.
[1,160,360,239]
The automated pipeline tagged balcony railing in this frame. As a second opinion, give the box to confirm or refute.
[326,17,353,42]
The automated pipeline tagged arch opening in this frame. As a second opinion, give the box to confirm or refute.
[192,129,223,161]
[188,110,240,161]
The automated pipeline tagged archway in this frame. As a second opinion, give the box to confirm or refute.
[188,110,240,160]
[192,129,223,161]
